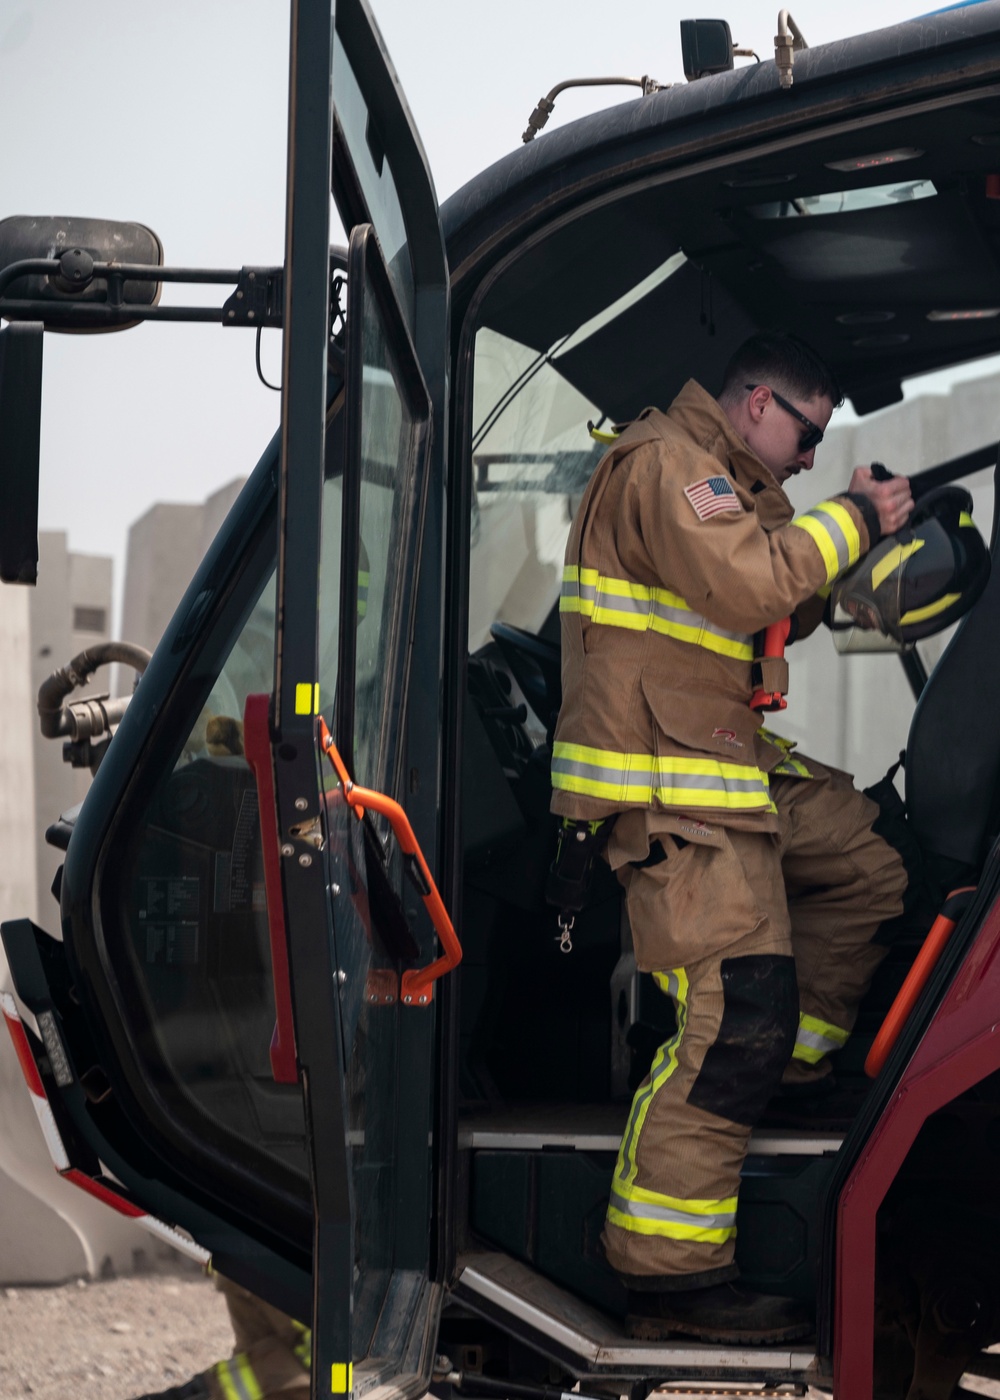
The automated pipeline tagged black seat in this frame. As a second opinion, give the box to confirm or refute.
[905,454,1000,894]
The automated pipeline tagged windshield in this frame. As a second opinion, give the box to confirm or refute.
[468,253,689,651]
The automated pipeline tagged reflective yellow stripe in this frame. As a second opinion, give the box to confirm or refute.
[551,742,775,812]
[212,1354,265,1400]
[607,1190,738,1243]
[871,539,924,591]
[899,592,961,626]
[561,566,753,661]
[357,569,370,619]
[772,756,811,778]
[791,498,862,585]
[616,969,689,1189]
[960,511,974,528]
[331,1362,353,1394]
[612,988,739,1242]
[817,500,862,565]
[792,1012,850,1065]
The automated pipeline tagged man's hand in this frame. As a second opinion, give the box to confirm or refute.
[848,466,914,536]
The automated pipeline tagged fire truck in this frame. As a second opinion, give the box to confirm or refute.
[3,3,1000,1395]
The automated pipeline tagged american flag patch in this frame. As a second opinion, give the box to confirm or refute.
[683,475,742,521]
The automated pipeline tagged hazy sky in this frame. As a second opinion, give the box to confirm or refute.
[0,0,980,624]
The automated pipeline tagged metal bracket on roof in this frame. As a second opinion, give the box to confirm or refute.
[521,75,666,143]
[775,10,808,90]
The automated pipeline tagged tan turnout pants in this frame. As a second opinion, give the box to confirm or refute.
[206,1274,310,1400]
[602,761,908,1288]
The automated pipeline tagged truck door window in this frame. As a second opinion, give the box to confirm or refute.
[333,39,414,333]
[103,426,345,1206]
[350,281,418,792]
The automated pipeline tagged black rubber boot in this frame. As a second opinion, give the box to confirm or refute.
[132,1377,212,1400]
[760,1075,870,1131]
[626,1281,813,1344]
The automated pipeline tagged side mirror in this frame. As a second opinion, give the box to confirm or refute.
[0,321,43,584]
[0,216,162,333]
[680,19,735,81]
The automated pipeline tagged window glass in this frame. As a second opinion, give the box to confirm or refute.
[750,179,936,218]
[467,212,996,791]
[109,449,344,1199]
[332,39,414,332]
[468,254,688,654]
[350,271,418,789]
[469,327,603,652]
[322,243,434,1364]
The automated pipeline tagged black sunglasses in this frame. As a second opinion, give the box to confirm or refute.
[745,384,824,452]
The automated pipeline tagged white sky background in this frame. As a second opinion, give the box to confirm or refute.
[0,0,981,627]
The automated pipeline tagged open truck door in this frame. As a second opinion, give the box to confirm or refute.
[14,3,1000,1398]
[0,2,451,1397]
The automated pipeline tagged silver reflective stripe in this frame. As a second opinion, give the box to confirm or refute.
[609,1188,736,1232]
[649,593,738,636]
[551,754,768,796]
[561,567,752,660]
[815,508,854,572]
[791,500,862,584]
[552,754,654,794]
[551,745,774,810]
[797,1027,837,1055]
[662,771,766,795]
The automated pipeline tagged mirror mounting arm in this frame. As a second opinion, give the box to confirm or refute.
[0,263,286,329]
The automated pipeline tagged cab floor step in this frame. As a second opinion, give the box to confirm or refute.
[451,1249,818,1382]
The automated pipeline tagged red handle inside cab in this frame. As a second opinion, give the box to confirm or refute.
[320,719,462,1005]
[243,693,299,1085]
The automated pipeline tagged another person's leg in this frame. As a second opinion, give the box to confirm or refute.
[207,1274,310,1399]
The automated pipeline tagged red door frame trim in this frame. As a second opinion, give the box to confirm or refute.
[835,892,1000,1396]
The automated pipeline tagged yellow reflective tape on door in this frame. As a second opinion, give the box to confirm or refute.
[295,682,320,715]
[331,1362,353,1394]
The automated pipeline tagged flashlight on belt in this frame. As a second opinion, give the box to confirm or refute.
[750,616,791,712]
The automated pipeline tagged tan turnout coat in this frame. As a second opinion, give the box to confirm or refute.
[551,380,877,832]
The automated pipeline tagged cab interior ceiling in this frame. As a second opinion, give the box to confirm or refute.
[478,96,1000,420]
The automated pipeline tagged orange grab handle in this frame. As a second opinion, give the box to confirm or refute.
[320,719,462,1006]
[864,886,976,1078]
[749,616,791,713]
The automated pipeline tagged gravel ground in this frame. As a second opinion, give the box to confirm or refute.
[0,1270,232,1400]
[3,1271,1000,1400]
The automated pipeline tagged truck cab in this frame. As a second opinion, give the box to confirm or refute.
[6,4,1000,1398]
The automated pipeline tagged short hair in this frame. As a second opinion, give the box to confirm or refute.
[718,332,843,409]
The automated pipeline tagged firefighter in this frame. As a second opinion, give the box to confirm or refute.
[550,333,912,1344]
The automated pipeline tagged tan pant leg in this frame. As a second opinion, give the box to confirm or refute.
[773,765,908,1086]
[603,830,797,1286]
[208,1275,309,1399]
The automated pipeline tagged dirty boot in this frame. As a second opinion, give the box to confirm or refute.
[626,1280,813,1344]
